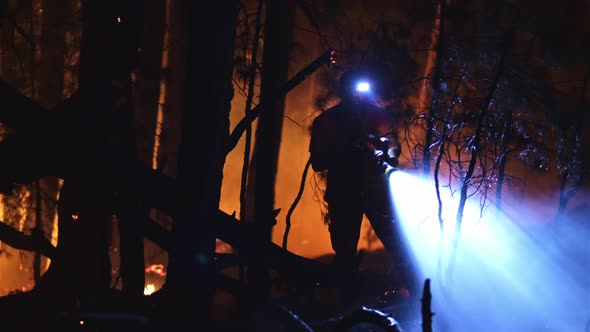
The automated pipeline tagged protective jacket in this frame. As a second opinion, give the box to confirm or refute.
[309,100,399,204]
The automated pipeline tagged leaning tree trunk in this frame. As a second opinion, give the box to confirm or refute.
[155,0,239,330]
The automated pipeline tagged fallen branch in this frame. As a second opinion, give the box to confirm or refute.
[0,79,88,132]
[0,221,56,258]
[142,206,344,288]
[226,48,334,154]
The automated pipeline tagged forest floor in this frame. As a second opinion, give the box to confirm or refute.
[210,248,425,332]
[0,248,425,332]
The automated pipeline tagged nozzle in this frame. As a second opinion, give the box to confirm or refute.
[385,165,398,178]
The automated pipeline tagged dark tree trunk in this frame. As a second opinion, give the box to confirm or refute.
[156,0,239,329]
[157,0,185,178]
[56,0,115,309]
[36,0,70,281]
[38,0,67,109]
[0,2,18,83]
[107,0,147,309]
[129,5,167,293]
[73,0,115,310]
[51,180,114,310]
[246,0,296,302]
[56,0,143,310]
[132,0,166,165]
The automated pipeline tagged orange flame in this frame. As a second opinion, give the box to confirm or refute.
[145,264,167,277]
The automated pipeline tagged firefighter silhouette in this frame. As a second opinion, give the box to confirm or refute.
[309,68,414,293]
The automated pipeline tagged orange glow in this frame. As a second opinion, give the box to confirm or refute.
[0,196,3,252]
[45,179,63,272]
[221,48,370,259]
[17,189,31,232]
[151,0,171,170]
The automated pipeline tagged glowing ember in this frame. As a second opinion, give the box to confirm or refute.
[71,214,79,221]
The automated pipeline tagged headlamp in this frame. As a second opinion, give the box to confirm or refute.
[355,81,371,93]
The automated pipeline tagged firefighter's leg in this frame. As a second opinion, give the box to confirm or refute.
[365,195,419,295]
[327,196,364,273]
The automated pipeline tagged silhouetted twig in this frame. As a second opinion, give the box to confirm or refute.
[421,278,433,332]
[283,156,312,249]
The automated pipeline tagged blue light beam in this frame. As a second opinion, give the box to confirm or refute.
[387,169,590,332]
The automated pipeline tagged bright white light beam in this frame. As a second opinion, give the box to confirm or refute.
[387,169,589,332]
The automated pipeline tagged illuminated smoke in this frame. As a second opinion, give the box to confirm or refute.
[388,170,590,332]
